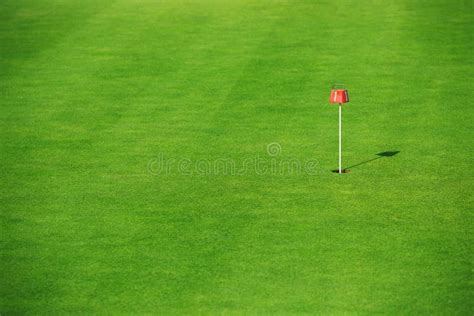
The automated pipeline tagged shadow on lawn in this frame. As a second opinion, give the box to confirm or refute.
[346,151,400,169]
[332,151,400,173]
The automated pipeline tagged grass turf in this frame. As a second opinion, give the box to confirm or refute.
[1,0,473,313]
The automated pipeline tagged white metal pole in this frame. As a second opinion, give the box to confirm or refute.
[339,104,342,174]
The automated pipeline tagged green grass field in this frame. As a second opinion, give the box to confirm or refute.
[1,0,473,313]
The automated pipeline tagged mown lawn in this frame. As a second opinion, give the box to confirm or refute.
[1,0,472,313]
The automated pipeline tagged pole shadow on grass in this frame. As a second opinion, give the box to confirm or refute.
[332,151,400,173]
